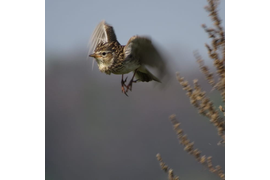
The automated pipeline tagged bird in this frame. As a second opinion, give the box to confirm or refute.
[88,20,167,96]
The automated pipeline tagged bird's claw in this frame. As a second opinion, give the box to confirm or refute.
[126,79,138,92]
[121,86,129,96]
[121,76,129,96]
[121,72,138,96]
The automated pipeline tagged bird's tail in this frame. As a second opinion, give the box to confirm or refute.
[135,66,161,82]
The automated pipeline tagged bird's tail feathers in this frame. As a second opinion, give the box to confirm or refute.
[135,67,161,82]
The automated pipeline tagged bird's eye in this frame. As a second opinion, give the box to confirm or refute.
[102,52,106,56]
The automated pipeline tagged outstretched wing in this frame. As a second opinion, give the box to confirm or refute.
[124,36,168,81]
[88,20,118,68]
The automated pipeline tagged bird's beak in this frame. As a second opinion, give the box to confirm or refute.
[89,53,96,58]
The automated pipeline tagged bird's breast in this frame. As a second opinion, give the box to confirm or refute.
[112,58,140,74]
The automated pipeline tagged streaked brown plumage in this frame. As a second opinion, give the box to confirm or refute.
[88,20,167,96]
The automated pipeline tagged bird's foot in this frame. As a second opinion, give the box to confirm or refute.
[121,72,138,96]
[126,79,139,92]
[121,76,129,96]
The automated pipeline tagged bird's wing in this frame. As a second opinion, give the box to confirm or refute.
[124,36,168,81]
[88,20,118,69]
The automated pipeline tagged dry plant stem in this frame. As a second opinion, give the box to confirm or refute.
[195,52,215,87]
[156,0,225,179]
[219,105,225,116]
[156,154,180,180]
[176,73,225,141]
[200,0,225,102]
[169,115,225,180]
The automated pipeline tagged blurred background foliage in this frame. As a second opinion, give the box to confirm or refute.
[46,0,224,179]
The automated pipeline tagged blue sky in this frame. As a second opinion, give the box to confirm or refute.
[46,0,225,62]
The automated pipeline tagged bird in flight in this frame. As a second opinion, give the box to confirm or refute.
[88,20,167,96]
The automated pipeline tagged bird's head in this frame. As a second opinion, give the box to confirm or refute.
[89,42,116,73]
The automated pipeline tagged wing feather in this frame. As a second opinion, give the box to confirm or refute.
[88,21,118,69]
[124,36,168,81]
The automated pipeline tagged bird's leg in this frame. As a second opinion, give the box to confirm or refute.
[121,74,128,96]
[126,69,138,92]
